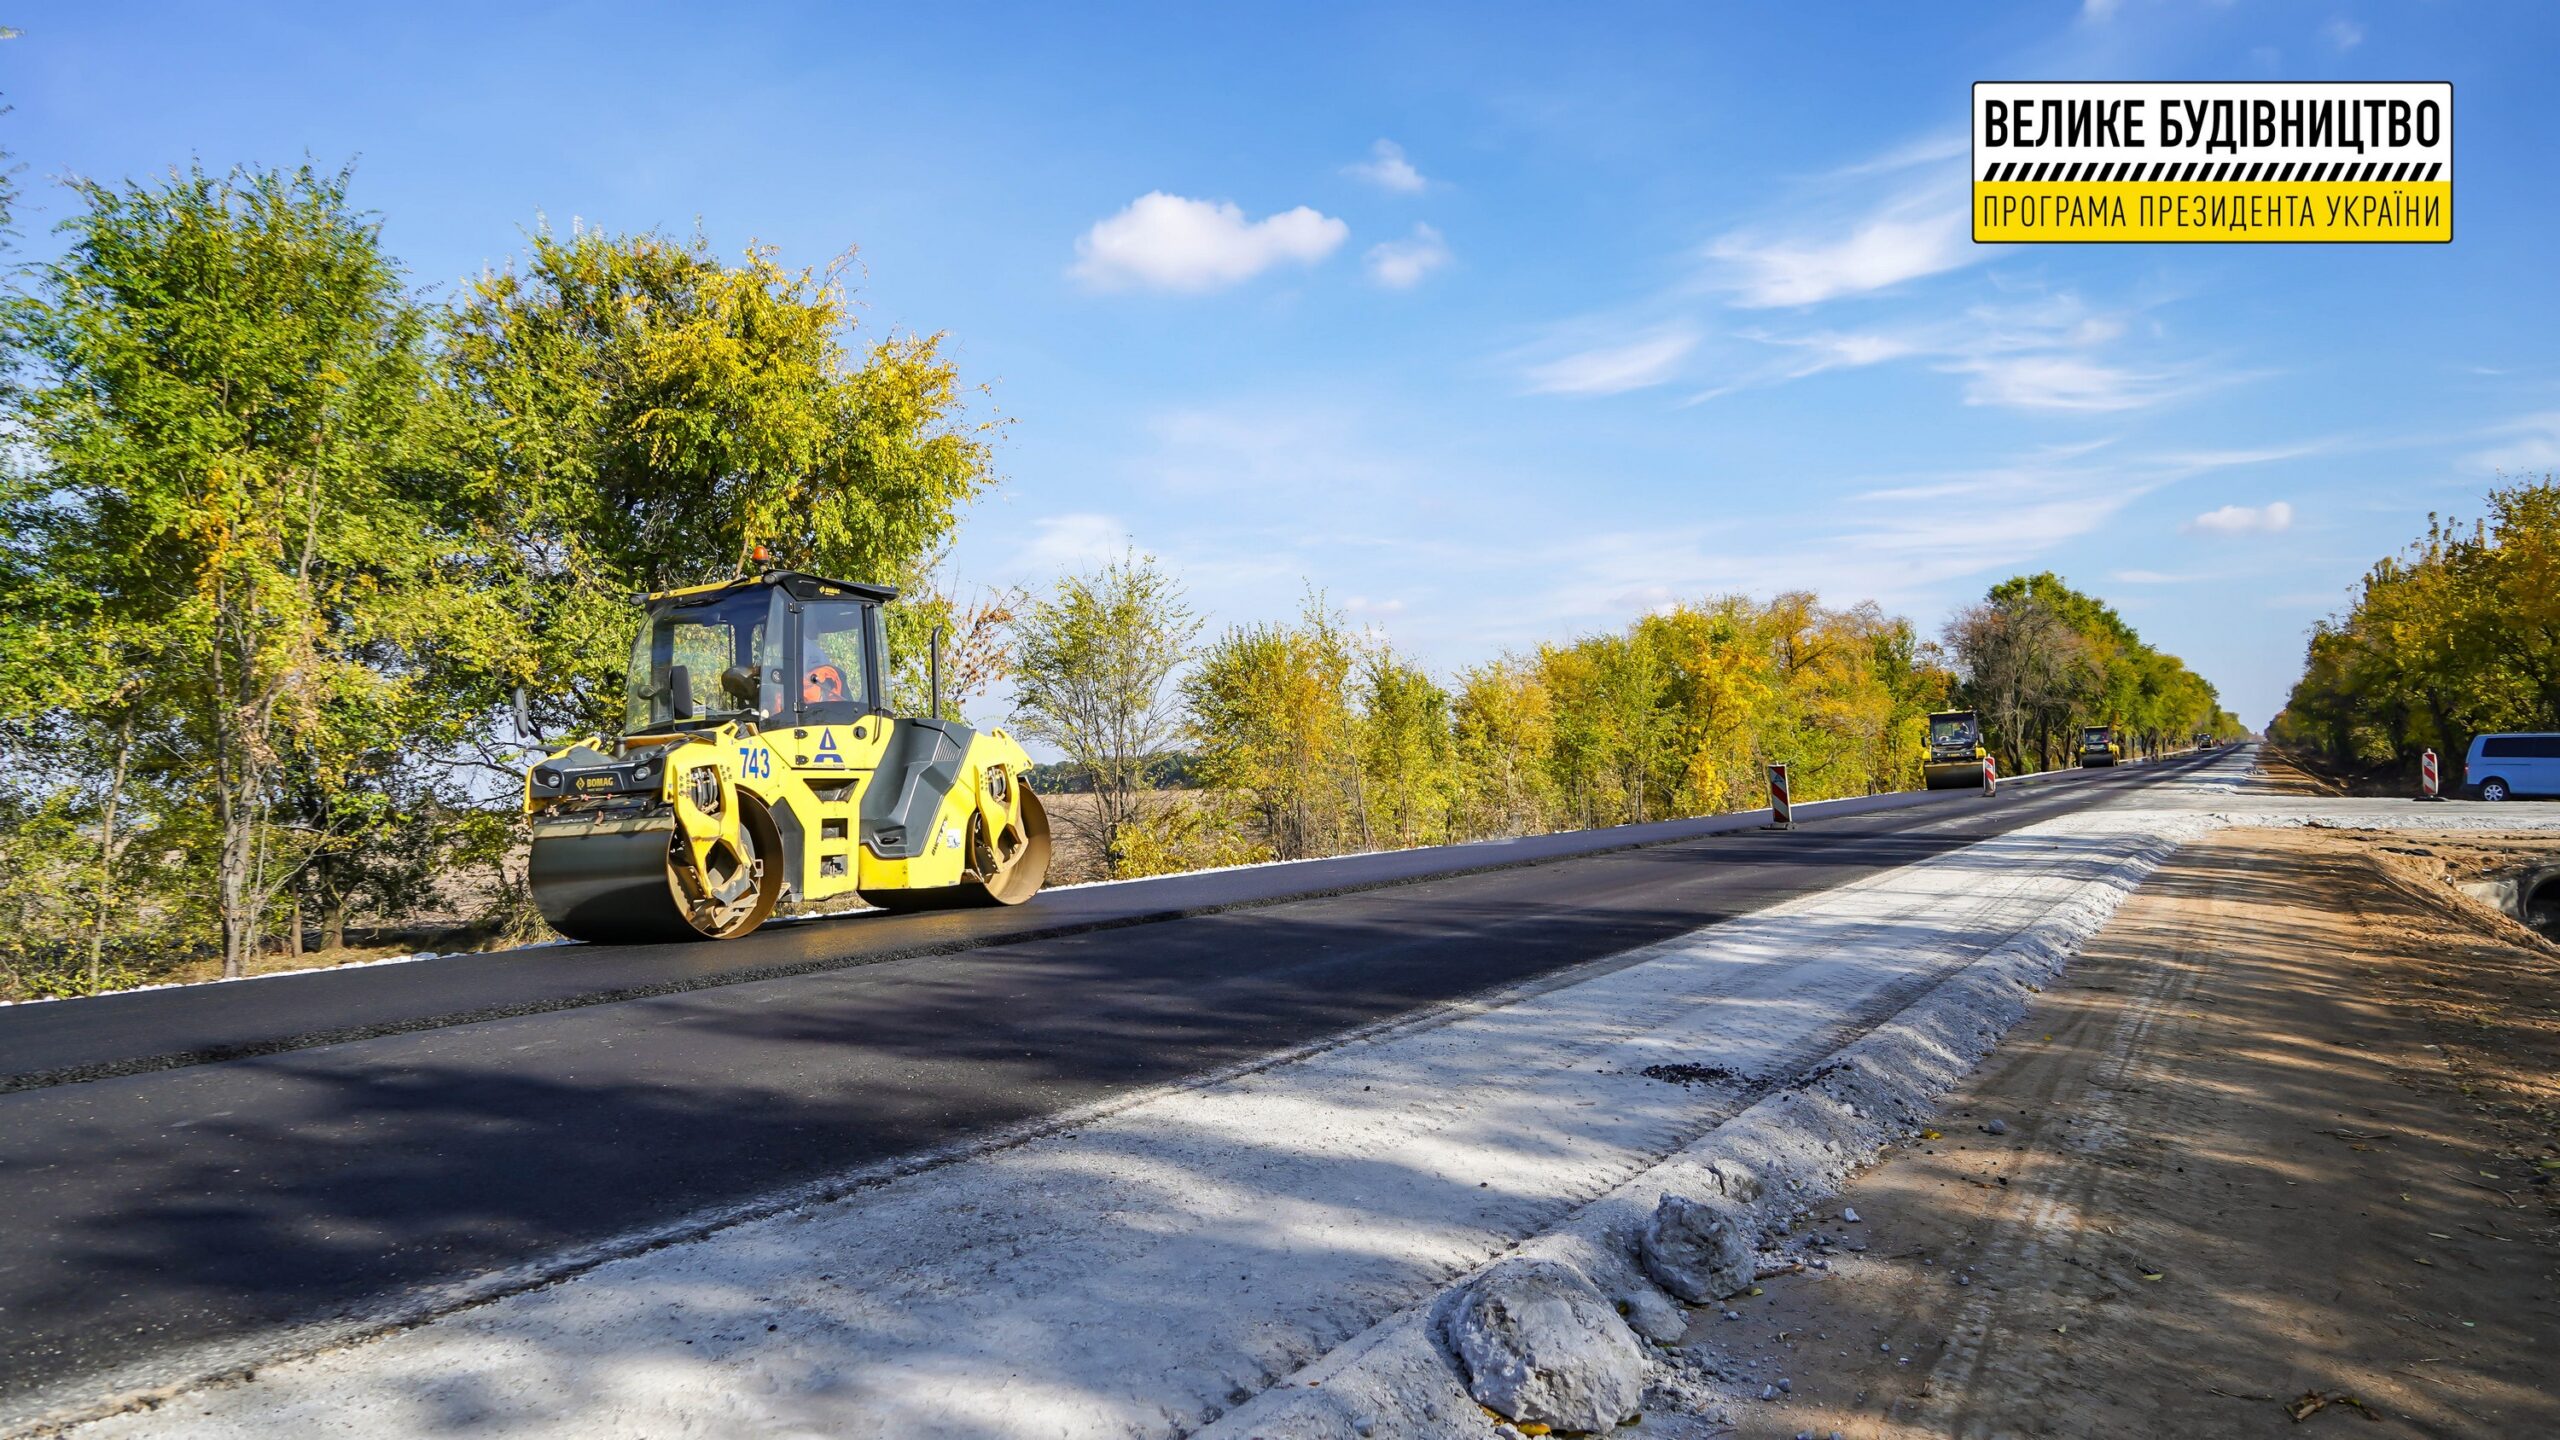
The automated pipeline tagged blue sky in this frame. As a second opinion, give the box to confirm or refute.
[11,2,2558,726]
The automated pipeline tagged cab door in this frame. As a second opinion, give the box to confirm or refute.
[780,594,891,899]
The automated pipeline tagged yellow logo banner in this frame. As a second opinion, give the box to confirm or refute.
[1972,82,2451,244]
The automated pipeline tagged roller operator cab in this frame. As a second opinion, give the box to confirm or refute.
[523,572,1050,943]
[2079,724,2123,768]
[1921,709,1989,789]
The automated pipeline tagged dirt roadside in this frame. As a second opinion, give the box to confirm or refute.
[1694,824,2560,1438]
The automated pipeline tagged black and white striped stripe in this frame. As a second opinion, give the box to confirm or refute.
[1980,158,2447,183]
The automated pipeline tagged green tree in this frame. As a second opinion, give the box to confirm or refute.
[1184,594,1359,859]
[441,227,1002,739]
[1358,650,1455,848]
[1008,551,1201,877]
[2277,478,2560,769]
[16,164,443,977]
[1944,596,2095,773]
[1450,658,1556,838]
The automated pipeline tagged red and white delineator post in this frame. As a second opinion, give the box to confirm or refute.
[1767,762,1795,830]
[1983,756,1998,797]
[2420,748,2441,800]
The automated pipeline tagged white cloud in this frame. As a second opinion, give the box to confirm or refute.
[1683,328,1922,404]
[1522,328,1700,396]
[2323,17,2365,51]
[2471,412,2560,474]
[1947,354,2180,412]
[1017,513,1133,575]
[1750,328,1921,378]
[1071,193,1348,293]
[1692,283,2250,417]
[1529,446,2177,623]
[1144,405,1412,501]
[1800,332,1917,368]
[2083,0,2122,19]
[1705,187,1978,308]
[1816,134,1968,181]
[1345,139,1428,194]
[2185,501,2295,534]
[2153,439,2336,469]
[1528,134,2242,417]
[2111,568,2205,583]
[1365,224,1450,289]
[1544,488,2139,621]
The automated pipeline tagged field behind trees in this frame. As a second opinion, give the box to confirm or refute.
[0,160,2240,999]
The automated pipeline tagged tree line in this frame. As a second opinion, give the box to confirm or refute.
[1010,556,2244,883]
[2273,478,2560,770]
[0,160,2240,1000]
[1946,573,2241,774]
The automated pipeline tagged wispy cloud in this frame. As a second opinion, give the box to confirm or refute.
[1365,223,1450,289]
[1344,139,1429,194]
[1693,288,2231,416]
[1516,133,2252,418]
[2152,439,2339,469]
[1815,134,1968,181]
[1143,404,1413,500]
[1698,328,1921,393]
[1015,513,1133,575]
[2470,411,2560,474]
[1522,327,1700,395]
[1946,354,2187,412]
[1704,187,1977,308]
[1530,442,2185,624]
[1071,193,1347,293]
[2323,17,2365,51]
[2185,500,2295,534]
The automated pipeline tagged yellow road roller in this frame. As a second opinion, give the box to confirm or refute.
[523,571,1050,943]
[2079,723,2123,768]
[1922,709,1989,789]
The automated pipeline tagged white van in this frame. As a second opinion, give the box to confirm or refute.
[2463,733,2560,800]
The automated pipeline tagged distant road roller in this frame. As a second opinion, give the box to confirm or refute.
[523,571,1049,943]
[2079,723,2123,768]
[1921,709,1989,789]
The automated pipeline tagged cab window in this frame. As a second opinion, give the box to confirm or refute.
[626,590,775,733]
[796,600,873,721]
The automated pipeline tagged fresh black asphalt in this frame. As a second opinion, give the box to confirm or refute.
[0,757,2215,1415]
[1,774,2050,1092]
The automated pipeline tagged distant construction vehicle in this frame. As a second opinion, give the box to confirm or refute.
[1922,709,1990,789]
[2079,723,2124,768]
[522,570,1050,943]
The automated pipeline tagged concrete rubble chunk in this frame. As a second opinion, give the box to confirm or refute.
[1440,1259,1647,1431]
[1639,1193,1759,1303]
[1618,1284,1687,1344]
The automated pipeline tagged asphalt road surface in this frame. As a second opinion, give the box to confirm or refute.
[0,755,2219,1422]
